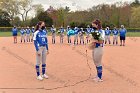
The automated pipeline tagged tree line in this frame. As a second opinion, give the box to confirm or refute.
[0,0,140,28]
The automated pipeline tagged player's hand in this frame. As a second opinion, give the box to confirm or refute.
[37,50,41,56]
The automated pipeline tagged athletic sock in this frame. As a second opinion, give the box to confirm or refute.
[36,65,40,76]
[96,66,103,79]
[42,64,46,75]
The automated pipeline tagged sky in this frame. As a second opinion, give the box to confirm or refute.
[33,0,134,11]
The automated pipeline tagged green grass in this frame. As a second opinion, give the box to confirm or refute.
[0,31,140,37]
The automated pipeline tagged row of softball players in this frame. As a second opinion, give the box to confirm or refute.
[20,27,35,43]
[50,25,127,46]
[49,25,93,45]
[12,26,35,43]
[104,25,127,46]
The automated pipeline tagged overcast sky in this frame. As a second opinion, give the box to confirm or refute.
[33,0,134,11]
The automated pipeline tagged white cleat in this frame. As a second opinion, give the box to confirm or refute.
[42,74,49,79]
[98,79,103,82]
[37,75,43,81]
[93,77,103,82]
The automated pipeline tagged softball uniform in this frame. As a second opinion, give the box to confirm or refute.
[105,27,111,44]
[86,27,91,44]
[59,27,65,43]
[67,27,71,44]
[26,28,31,42]
[33,29,49,80]
[119,26,127,46]
[50,26,56,44]
[31,27,35,42]
[92,29,105,81]
[20,28,25,43]
[12,27,18,43]
[112,28,119,45]
[79,28,85,45]
[74,27,79,45]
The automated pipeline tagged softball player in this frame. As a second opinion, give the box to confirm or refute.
[59,26,65,43]
[31,27,35,42]
[90,19,105,82]
[26,26,31,42]
[12,26,18,43]
[119,25,127,46]
[86,25,91,44]
[33,21,49,80]
[67,26,72,44]
[79,28,85,45]
[50,25,56,44]
[112,27,119,45]
[20,27,25,43]
[105,27,111,44]
[74,27,79,45]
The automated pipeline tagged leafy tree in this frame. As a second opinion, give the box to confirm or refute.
[0,9,11,26]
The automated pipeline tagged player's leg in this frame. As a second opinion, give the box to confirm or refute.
[82,36,84,44]
[52,33,53,44]
[79,36,81,44]
[123,36,126,46]
[29,35,30,42]
[74,35,76,45]
[76,35,78,44]
[60,35,61,43]
[23,35,25,43]
[54,34,55,44]
[115,36,118,45]
[92,47,103,81]
[113,35,115,45]
[116,35,118,45]
[42,47,48,79]
[15,36,17,43]
[62,34,64,43]
[13,36,15,43]
[69,36,71,44]
[36,47,43,80]
[109,35,111,44]
[120,36,122,46]
[21,35,22,43]
[26,35,28,42]
[105,36,107,44]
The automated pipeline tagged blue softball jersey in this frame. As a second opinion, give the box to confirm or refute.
[60,28,65,33]
[33,29,48,51]
[26,29,31,34]
[112,29,119,35]
[119,28,127,37]
[12,28,18,35]
[105,29,111,35]
[20,29,25,35]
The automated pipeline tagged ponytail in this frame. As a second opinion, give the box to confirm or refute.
[92,19,102,30]
[35,21,44,31]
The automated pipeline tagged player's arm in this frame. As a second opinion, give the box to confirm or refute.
[45,37,49,51]
[33,31,39,51]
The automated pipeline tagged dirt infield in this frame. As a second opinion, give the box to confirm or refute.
[0,36,140,93]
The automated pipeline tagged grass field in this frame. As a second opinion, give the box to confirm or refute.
[0,31,140,37]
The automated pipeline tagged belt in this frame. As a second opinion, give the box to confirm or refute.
[95,43,103,48]
[95,46,103,48]
[39,45,46,47]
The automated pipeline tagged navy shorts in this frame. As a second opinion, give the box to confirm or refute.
[120,36,125,40]
[13,33,17,36]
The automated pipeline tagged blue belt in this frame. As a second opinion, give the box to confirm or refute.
[39,44,46,47]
